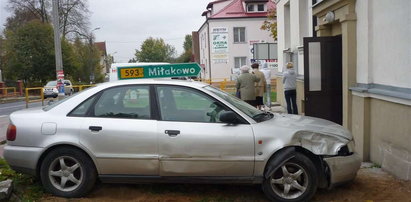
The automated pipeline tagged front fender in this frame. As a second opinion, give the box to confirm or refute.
[264,147,296,178]
[289,131,349,155]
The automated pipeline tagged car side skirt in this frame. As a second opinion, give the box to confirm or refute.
[99,175,264,184]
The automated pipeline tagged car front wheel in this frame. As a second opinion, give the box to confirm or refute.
[262,153,318,202]
[40,147,97,198]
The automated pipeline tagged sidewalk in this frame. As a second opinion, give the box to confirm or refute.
[267,102,287,113]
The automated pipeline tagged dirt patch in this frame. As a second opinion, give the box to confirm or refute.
[41,168,411,202]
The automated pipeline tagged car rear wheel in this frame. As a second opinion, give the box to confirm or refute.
[262,153,318,202]
[40,147,97,198]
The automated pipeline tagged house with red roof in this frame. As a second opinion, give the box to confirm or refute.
[94,41,109,76]
[193,0,277,81]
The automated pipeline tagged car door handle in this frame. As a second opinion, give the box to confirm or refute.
[89,126,103,132]
[165,130,180,137]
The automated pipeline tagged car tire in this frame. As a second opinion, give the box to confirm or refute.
[262,152,318,202]
[40,147,97,198]
[53,95,58,98]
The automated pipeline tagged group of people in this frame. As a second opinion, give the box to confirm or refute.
[235,62,298,114]
[235,62,270,110]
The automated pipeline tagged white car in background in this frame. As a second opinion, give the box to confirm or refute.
[43,80,74,98]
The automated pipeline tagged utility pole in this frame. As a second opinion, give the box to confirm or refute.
[88,27,100,84]
[52,0,65,96]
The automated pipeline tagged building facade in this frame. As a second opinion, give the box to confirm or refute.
[194,0,277,81]
[94,42,108,75]
[276,0,411,179]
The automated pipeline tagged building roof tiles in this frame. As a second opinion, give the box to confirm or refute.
[209,0,275,19]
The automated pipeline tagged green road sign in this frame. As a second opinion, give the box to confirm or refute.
[117,63,202,80]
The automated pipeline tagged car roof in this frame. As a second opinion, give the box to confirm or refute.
[96,78,209,89]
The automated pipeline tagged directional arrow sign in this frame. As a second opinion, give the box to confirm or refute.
[117,63,201,80]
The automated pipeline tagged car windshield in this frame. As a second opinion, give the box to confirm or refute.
[43,86,96,111]
[45,81,57,86]
[204,85,272,122]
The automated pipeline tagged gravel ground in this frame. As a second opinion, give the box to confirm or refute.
[41,165,411,202]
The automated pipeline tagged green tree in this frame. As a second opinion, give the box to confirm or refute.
[183,34,192,53]
[0,35,5,81]
[61,39,80,82]
[134,37,176,62]
[71,37,101,83]
[4,20,55,86]
[176,34,193,63]
[261,8,277,40]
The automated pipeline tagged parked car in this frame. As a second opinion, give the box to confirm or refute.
[4,79,361,201]
[43,80,74,98]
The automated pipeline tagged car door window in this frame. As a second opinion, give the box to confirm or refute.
[93,85,151,119]
[69,96,97,116]
[156,86,229,123]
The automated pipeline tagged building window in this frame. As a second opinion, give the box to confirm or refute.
[234,57,247,69]
[257,4,265,11]
[247,3,265,12]
[234,27,246,43]
[247,4,254,12]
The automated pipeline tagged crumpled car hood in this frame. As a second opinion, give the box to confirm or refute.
[262,113,352,140]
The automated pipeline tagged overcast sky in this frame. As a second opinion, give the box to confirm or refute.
[0,0,211,62]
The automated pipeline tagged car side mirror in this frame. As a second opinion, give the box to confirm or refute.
[219,111,239,124]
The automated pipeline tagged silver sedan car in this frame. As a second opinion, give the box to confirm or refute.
[4,79,361,201]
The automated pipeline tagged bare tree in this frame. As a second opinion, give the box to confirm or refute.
[6,0,90,40]
[7,0,50,23]
[58,0,90,39]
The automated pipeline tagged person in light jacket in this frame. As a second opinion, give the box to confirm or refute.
[251,63,266,110]
[283,62,298,114]
[236,65,260,106]
[260,63,272,108]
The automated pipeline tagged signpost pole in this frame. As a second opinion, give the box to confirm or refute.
[52,0,65,97]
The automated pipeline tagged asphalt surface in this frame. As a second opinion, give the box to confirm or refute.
[0,100,43,116]
[0,100,44,157]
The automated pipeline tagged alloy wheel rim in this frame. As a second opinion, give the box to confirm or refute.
[48,156,83,192]
[270,162,309,199]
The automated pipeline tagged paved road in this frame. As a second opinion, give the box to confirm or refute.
[0,101,44,116]
[0,101,44,157]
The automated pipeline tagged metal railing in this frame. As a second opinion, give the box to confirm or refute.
[0,87,17,97]
[25,87,44,108]
[24,84,96,108]
[72,85,95,92]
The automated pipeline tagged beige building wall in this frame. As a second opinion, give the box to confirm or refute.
[277,0,411,180]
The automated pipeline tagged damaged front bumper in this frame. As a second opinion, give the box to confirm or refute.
[323,152,361,187]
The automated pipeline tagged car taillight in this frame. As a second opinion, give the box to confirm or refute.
[7,124,16,141]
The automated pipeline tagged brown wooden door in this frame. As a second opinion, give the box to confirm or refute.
[303,35,342,124]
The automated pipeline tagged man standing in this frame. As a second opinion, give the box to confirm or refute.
[283,62,298,114]
[251,63,266,110]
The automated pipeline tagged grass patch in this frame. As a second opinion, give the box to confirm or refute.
[371,163,381,168]
[0,158,44,201]
[264,92,277,103]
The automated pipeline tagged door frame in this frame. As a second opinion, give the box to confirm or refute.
[303,35,343,124]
